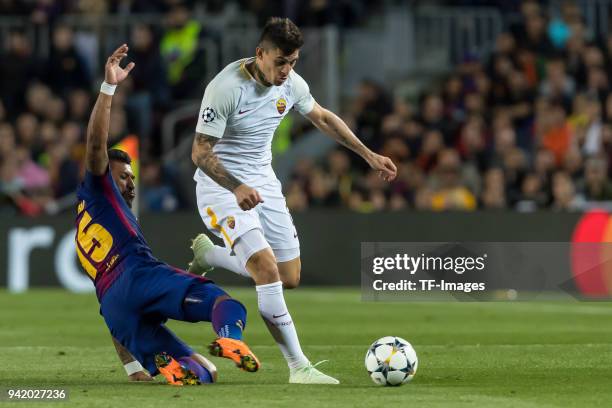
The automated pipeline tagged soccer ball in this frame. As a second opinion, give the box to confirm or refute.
[365,336,418,386]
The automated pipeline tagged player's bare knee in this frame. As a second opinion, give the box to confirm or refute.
[283,273,300,289]
[255,258,279,284]
[283,279,299,289]
[247,250,279,284]
[279,258,301,289]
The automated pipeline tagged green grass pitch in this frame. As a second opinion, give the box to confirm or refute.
[1,288,611,407]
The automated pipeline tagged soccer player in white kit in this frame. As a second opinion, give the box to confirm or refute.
[188,17,397,384]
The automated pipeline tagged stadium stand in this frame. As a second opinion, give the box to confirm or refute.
[2,0,612,215]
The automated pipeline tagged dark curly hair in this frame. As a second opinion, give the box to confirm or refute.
[108,148,131,165]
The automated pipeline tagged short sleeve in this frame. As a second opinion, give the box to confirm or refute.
[291,71,315,115]
[82,167,111,193]
[77,166,113,201]
[195,79,239,138]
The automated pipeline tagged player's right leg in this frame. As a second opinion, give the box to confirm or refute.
[180,282,260,372]
[99,281,213,386]
[189,228,338,383]
[132,262,261,372]
[194,182,338,383]
[234,230,339,384]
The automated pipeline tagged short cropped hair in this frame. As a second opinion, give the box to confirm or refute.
[108,149,132,165]
[259,17,304,55]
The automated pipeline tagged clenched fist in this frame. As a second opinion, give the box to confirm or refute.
[234,184,263,211]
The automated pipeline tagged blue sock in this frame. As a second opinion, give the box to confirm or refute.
[211,298,246,340]
[177,356,213,383]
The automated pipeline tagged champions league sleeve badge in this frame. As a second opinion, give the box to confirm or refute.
[201,107,216,123]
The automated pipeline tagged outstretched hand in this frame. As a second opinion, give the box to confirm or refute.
[105,44,135,85]
[368,153,397,182]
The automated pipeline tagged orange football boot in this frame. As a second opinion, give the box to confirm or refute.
[208,338,260,372]
[154,352,201,386]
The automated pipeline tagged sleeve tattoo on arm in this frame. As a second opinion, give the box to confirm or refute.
[193,133,243,191]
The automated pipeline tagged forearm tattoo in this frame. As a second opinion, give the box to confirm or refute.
[193,133,243,191]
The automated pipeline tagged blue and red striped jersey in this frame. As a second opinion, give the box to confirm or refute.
[75,167,157,299]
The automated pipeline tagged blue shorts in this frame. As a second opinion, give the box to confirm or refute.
[99,262,226,375]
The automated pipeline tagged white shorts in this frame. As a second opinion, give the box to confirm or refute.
[195,177,300,262]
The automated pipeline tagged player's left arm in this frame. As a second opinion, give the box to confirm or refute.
[305,102,397,181]
[111,337,152,382]
[85,44,134,175]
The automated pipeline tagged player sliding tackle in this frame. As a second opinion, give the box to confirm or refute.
[188,18,397,384]
[76,44,260,386]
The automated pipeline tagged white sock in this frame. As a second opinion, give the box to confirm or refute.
[204,245,250,278]
[255,281,309,370]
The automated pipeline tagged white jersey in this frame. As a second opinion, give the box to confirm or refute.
[194,58,315,187]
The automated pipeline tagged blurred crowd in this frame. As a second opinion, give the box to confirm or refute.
[0,0,373,28]
[2,0,612,215]
[0,17,183,215]
[286,0,612,212]
[0,0,373,216]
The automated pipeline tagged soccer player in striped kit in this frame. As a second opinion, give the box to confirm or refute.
[76,44,259,386]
